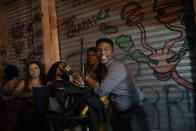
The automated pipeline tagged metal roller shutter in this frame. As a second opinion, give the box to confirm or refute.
[7,0,43,78]
[55,0,194,130]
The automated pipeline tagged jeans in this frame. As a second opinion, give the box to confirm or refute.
[115,98,154,131]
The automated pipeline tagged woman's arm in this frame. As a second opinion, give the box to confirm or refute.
[12,80,23,97]
[14,80,25,95]
[14,80,34,97]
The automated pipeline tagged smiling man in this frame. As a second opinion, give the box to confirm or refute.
[82,38,154,131]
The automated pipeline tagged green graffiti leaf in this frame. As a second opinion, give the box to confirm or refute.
[115,35,134,52]
[99,23,118,34]
[131,49,150,63]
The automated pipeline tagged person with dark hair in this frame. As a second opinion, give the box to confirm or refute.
[85,47,111,131]
[46,61,61,83]
[2,65,19,100]
[14,61,46,97]
[73,38,154,131]
[46,61,83,131]
[12,61,48,131]
[85,47,99,80]
[4,65,19,80]
[46,61,72,84]
[0,65,19,131]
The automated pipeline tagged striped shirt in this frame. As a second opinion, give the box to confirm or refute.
[94,59,144,112]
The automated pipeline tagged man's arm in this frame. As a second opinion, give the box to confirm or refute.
[90,61,127,97]
[85,75,99,89]
[72,61,127,97]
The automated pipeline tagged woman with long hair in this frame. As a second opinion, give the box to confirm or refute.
[12,61,48,131]
[46,61,71,84]
[46,61,83,131]
[85,47,99,80]
[14,61,46,97]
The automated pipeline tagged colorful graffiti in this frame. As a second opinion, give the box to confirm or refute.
[116,1,193,89]
[62,8,110,38]
[153,0,183,24]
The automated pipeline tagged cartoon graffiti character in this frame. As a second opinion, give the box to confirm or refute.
[117,1,193,89]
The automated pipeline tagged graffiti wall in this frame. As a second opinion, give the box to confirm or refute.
[0,1,8,76]
[5,0,44,78]
[56,0,195,130]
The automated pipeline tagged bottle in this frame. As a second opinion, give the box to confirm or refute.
[80,64,86,88]
[59,62,73,76]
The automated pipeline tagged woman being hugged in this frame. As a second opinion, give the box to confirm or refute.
[86,47,110,131]
[85,47,99,81]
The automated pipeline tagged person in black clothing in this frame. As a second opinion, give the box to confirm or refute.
[2,65,19,101]
[85,47,111,131]
[0,65,19,131]
[46,61,83,131]
[46,61,108,131]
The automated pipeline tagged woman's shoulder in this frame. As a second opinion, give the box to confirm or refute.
[17,80,26,89]
[18,79,25,84]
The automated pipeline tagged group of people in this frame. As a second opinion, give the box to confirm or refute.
[73,38,155,131]
[0,61,48,131]
[0,38,154,131]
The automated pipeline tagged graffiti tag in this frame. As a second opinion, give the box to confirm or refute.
[63,8,110,38]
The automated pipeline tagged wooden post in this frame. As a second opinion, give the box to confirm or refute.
[194,0,196,23]
[41,0,60,73]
